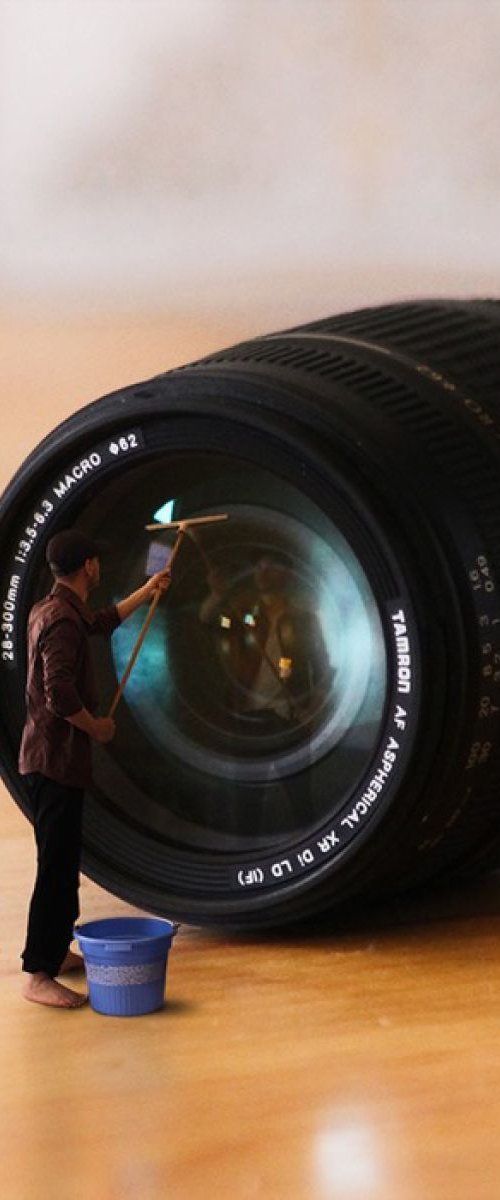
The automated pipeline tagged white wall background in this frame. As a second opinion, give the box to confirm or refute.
[2,0,500,322]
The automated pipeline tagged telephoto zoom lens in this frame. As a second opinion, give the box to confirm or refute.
[2,299,500,928]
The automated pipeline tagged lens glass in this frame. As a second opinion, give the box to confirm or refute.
[79,452,387,850]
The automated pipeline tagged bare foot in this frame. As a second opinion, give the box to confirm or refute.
[23,972,88,1009]
[58,949,85,974]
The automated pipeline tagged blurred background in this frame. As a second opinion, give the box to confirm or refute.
[1,0,500,484]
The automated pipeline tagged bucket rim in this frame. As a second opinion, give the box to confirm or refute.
[74,916,178,944]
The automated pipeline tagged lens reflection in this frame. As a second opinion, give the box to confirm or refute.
[82,453,387,849]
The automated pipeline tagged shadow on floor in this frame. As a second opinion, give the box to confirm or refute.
[187,869,500,947]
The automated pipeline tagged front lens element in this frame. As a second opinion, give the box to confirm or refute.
[81,452,387,850]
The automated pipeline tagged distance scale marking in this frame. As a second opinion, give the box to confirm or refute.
[451,552,500,778]
[1,428,144,668]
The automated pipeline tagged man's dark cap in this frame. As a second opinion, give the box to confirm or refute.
[46,530,108,577]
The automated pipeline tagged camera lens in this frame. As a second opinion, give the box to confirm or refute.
[2,298,500,927]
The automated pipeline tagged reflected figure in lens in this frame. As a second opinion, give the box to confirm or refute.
[198,549,333,831]
[199,550,333,740]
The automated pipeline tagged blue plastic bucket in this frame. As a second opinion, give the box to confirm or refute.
[74,917,176,1016]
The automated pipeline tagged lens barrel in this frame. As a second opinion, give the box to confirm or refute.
[2,298,500,927]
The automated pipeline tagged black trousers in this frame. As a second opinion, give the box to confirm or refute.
[21,773,84,976]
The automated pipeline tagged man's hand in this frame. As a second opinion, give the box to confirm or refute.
[92,716,116,743]
[116,569,172,621]
[66,708,116,741]
[145,567,172,600]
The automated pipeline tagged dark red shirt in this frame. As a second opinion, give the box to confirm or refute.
[18,582,121,787]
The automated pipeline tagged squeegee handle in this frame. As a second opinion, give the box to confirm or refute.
[107,525,187,718]
[107,589,162,718]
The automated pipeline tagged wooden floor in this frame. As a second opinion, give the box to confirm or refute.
[2,314,500,1198]
[3,791,500,1200]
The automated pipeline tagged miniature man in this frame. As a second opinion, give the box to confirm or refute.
[18,529,171,1009]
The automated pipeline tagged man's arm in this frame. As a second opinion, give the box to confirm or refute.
[41,620,115,742]
[116,568,172,622]
[65,707,115,743]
